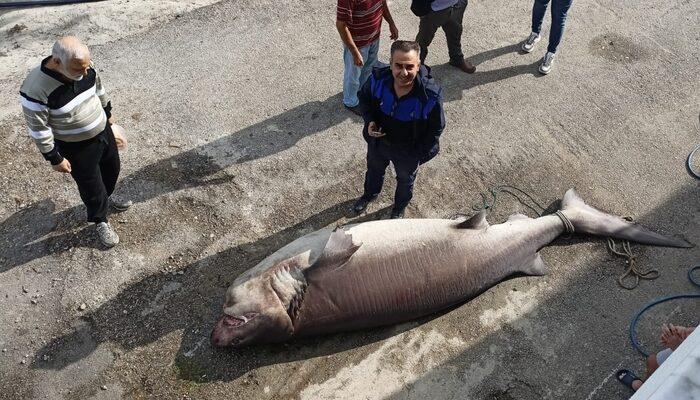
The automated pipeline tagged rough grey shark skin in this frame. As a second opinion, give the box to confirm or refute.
[211,189,691,347]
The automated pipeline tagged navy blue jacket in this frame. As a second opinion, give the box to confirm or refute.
[358,64,445,164]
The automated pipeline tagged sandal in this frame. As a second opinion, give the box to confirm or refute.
[617,369,643,390]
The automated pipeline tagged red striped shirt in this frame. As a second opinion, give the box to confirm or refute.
[337,0,384,48]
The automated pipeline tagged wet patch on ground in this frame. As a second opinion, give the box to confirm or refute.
[588,33,650,63]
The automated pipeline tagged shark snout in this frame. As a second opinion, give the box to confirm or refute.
[211,313,254,347]
[210,316,232,347]
[210,328,225,347]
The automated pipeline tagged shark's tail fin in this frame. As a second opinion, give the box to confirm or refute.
[559,189,693,248]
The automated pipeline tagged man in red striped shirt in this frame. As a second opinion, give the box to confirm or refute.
[336,0,398,115]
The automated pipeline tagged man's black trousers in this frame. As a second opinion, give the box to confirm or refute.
[363,139,420,211]
[55,124,120,224]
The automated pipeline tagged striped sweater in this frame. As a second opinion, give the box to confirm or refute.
[337,0,384,48]
[20,56,111,165]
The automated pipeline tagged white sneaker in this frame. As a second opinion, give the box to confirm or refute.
[521,32,541,53]
[96,222,120,247]
[539,51,556,74]
[109,196,132,212]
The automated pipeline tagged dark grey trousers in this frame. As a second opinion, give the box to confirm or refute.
[415,0,468,65]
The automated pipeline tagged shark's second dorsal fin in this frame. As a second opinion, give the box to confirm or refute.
[507,213,532,222]
[306,228,361,273]
[456,210,489,230]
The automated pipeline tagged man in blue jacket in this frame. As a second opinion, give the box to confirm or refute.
[353,40,445,219]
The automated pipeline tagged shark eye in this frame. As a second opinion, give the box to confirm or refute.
[242,312,258,320]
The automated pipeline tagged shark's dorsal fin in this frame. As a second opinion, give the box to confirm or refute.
[306,228,361,273]
[507,213,532,222]
[456,210,489,230]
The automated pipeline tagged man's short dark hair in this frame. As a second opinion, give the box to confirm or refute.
[390,40,420,56]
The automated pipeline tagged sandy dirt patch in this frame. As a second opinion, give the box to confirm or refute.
[0,0,221,118]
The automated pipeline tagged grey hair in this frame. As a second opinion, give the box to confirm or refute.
[51,37,90,64]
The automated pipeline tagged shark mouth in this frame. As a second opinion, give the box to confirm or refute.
[222,312,258,327]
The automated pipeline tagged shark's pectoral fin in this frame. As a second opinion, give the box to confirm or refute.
[307,228,361,273]
[456,210,490,230]
[522,253,549,276]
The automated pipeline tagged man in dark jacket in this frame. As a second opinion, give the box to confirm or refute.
[415,0,476,73]
[353,40,445,219]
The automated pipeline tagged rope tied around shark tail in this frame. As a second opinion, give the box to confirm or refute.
[606,217,660,290]
[554,210,575,234]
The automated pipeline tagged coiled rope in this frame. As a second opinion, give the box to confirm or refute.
[607,237,660,290]
[606,216,661,290]
[470,185,547,217]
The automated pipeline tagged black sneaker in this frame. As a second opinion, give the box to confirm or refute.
[109,197,133,212]
[353,195,376,213]
[344,104,363,116]
[390,208,405,219]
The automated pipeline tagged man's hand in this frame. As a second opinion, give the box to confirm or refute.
[352,50,364,67]
[368,121,385,137]
[389,23,399,40]
[52,159,72,173]
[336,20,363,66]
[108,116,115,125]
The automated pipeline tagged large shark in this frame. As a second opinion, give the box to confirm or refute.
[211,189,691,347]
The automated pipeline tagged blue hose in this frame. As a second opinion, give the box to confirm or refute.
[0,0,104,8]
[688,145,700,180]
[629,265,700,357]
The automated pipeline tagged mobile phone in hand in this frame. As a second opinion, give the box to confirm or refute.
[369,125,385,137]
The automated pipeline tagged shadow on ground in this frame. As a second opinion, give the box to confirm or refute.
[433,43,544,103]
[116,93,351,200]
[0,200,102,272]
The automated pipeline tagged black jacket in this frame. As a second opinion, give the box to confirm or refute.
[411,0,435,16]
[358,65,445,164]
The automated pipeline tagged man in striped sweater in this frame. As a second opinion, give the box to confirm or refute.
[336,0,399,115]
[19,36,130,248]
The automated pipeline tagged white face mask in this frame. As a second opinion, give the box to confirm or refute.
[66,71,84,81]
[61,66,84,81]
